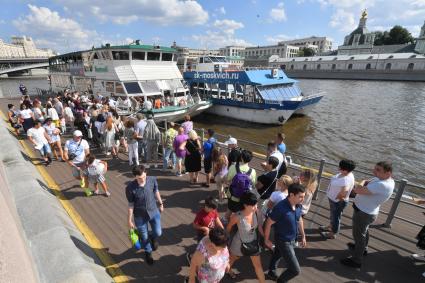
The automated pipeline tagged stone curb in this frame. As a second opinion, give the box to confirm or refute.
[0,118,113,283]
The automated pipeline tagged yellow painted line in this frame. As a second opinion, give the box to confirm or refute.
[1,111,129,283]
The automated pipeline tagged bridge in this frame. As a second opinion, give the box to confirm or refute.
[0,57,49,76]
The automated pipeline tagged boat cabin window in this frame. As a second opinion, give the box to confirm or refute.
[106,82,114,92]
[112,51,129,60]
[141,81,160,93]
[124,82,143,94]
[132,51,146,61]
[115,82,125,94]
[101,51,111,60]
[147,52,160,61]
[199,57,204,63]
[93,53,99,59]
[210,56,227,62]
[204,57,212,63]
[162,53,173,61]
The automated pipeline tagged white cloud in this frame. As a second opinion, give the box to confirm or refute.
[315,0,425,36]
[213,19,244,35]
[192,19,250,48]
[329,9,357,32]
[12,5,103,52]
[218,6,226,15]
[0,19,5,24]
[269,2,287,22]
[55,0,209,26]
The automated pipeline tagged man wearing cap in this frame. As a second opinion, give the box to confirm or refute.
[64,130,91,196]
[162,121,177,171]
[225,137,240,168]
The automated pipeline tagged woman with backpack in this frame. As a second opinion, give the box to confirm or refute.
[225,149,256,220]
[226,191,265,282]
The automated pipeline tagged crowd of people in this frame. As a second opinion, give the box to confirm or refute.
[7,90,404,282]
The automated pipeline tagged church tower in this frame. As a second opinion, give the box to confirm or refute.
[415,21,425,54]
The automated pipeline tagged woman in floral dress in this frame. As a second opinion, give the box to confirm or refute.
[188,227,229,283]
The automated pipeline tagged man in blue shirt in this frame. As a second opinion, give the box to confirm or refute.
[202,129,216,188]
[276,133,286,155]
[126,165,164,265]
[264,183,306,282]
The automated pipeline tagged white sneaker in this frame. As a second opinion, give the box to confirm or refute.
[106,152,111,156]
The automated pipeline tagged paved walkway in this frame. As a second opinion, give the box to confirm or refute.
[1,97,425,283]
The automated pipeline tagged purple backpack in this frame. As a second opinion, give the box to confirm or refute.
[230,165,253,198]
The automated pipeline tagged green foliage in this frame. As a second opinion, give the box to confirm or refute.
[297,47,315,57]
[374,25,414,45]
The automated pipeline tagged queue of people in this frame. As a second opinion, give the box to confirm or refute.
[8,91,401,282]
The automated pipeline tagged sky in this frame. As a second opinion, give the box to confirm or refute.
[0,0,424,54]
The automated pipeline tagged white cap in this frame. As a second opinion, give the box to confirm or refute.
[73,130,83,137]
[224,137,237,145]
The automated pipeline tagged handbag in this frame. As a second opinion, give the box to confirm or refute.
[241,238,260,256]
[239,212,261,256]
[68,139,82,161]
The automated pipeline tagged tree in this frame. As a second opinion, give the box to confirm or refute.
[297,47,315,57]
[374,26,414,45]
[388,25,414,44]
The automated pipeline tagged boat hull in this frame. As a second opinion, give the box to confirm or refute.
[207,104,294,125]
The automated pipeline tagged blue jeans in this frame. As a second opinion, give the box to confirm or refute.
[329,199,348,234]
[163,147,176,169]
[134,212,162,253]
[138,140,146,161]
[38,143,52,156]
[269,240,300,282]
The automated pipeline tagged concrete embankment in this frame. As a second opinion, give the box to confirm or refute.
[0,118,112,283]
[285,69,425,82]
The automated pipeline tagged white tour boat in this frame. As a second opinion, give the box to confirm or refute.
[48,42,211,121]
[183,55,324,125]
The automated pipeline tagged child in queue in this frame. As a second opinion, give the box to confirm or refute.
[85,153,110,196]
[193,196,224,241]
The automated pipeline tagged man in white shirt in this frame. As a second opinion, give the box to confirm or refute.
[261,141,285,177]
[64,130,91,195]
[27,120,52,166]
[320,159,356,239]
[341,161,395,268]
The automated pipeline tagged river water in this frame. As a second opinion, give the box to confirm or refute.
[194,79,425,188]
[1,77,424,187]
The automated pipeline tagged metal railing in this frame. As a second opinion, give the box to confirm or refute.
[159,122,424,229]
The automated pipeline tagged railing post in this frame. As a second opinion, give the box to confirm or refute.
[384,179,407,228]
[164,119,168,132]
[313,159,326,200]
[201,128,205,142]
